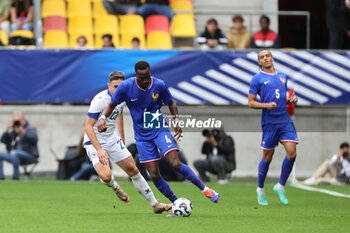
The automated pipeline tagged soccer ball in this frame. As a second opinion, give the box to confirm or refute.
[172,197,193,217]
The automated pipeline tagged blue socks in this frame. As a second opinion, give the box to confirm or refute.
[279,156,295,186]
[258,159,270,188]
[178,163,205,191]
[153,177,177,203]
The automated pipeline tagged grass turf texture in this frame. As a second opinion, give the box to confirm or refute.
[0,181,349,233]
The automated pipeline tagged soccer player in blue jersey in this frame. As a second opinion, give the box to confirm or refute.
[248,50,298,206]
[97,61,220,211]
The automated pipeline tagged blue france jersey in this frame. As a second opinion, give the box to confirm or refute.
[249,71,292,125]
[111,76,173,141]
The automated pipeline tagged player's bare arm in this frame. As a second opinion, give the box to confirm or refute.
[116,112,125,144]
[168,99,183,140]
[97,101,117,133]
[84,117,109,165]
[248,93,276,110]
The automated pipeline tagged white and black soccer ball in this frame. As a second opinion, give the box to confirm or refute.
[172,197,193,217]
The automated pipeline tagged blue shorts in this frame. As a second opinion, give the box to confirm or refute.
[136,130,178,163]
[261,122,298,150]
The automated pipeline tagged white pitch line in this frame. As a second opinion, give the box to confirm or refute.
[291,183,350,198]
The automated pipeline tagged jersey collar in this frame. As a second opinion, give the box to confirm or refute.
[260,70,278,76]
[135,76,154,91]
[107,89,112,97]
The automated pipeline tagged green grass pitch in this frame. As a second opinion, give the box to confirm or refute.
[0,180,349,233]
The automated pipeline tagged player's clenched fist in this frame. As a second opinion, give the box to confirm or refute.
[267,102,277,110]
[97,118,108,132]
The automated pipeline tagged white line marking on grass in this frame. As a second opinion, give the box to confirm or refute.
[291,183,350,198]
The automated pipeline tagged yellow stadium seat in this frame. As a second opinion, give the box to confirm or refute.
[0,30,9,45]
[10,30,34,38]
[170,0,193,11]
[67,1,92,18]
[41,0,66,18]
[171,13,196,37]
[44,30,68,48]
[119,15,145,35]
[69,32,95,48]
[147,31,172,49]
[95,32,119,48]
[93,0,109,18]
[68,16,93,34]
[94,15,118,34]
[120,33,146,48]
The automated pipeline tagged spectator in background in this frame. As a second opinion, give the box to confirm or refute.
[136,0,173,21]
[197,18,228,50]
[0,0,11,36]
[77,36,87,48]
[102,34,115,48]
[303,142,350,185]
[10,0,34,32]
[0,113,39,180]
[103,0,140,16]
[194,128,236,184]
[326,0,350,49]
[70,137,98,181]
[251,15,280,49]
[131,37,140,48]
[226,15,250,49]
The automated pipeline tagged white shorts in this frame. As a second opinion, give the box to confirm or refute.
[84,139,131,166]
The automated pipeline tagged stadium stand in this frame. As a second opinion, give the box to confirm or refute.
[170,0,194,11]
[43,16,67,33]
[69,32,94,48]
[92,0,109,18]
[0,30,9,45]
[41,0,66,18]
[119,15,145,35]
[171,13,196,37]
[145,15,170,34]
[10,30,34,39]
[67,0,92,18]
[44,30,69,48]
[120,33,146,48]
[147,31,172,49]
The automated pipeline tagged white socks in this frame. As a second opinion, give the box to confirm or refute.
[277,183,285,190]
[131,172,157,207]
[101,176,118,190]
[257,187,264,194]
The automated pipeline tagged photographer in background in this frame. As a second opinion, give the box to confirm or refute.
[0,113,39,180]
[193,128,236,184]
[304,142,350,185]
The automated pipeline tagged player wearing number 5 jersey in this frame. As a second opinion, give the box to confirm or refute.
[83,71,171,214]
[248,50,298,206]
[97,61,220,214]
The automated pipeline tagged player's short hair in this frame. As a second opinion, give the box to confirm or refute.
[135,60,150,72]
[260,15,270,24]
[340,142,349,149]
[232,15,243,23]
[108,71,125,82]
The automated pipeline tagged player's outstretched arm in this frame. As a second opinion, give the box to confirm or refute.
[248,93,276,110]
[84,117,109,165]
[168,100,183,141]
[97,101,117,133]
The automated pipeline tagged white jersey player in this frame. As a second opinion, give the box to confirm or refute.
[83,71,172,214]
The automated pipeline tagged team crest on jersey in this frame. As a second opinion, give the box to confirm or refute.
[280,77,286,84]
[152,92,159,102]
